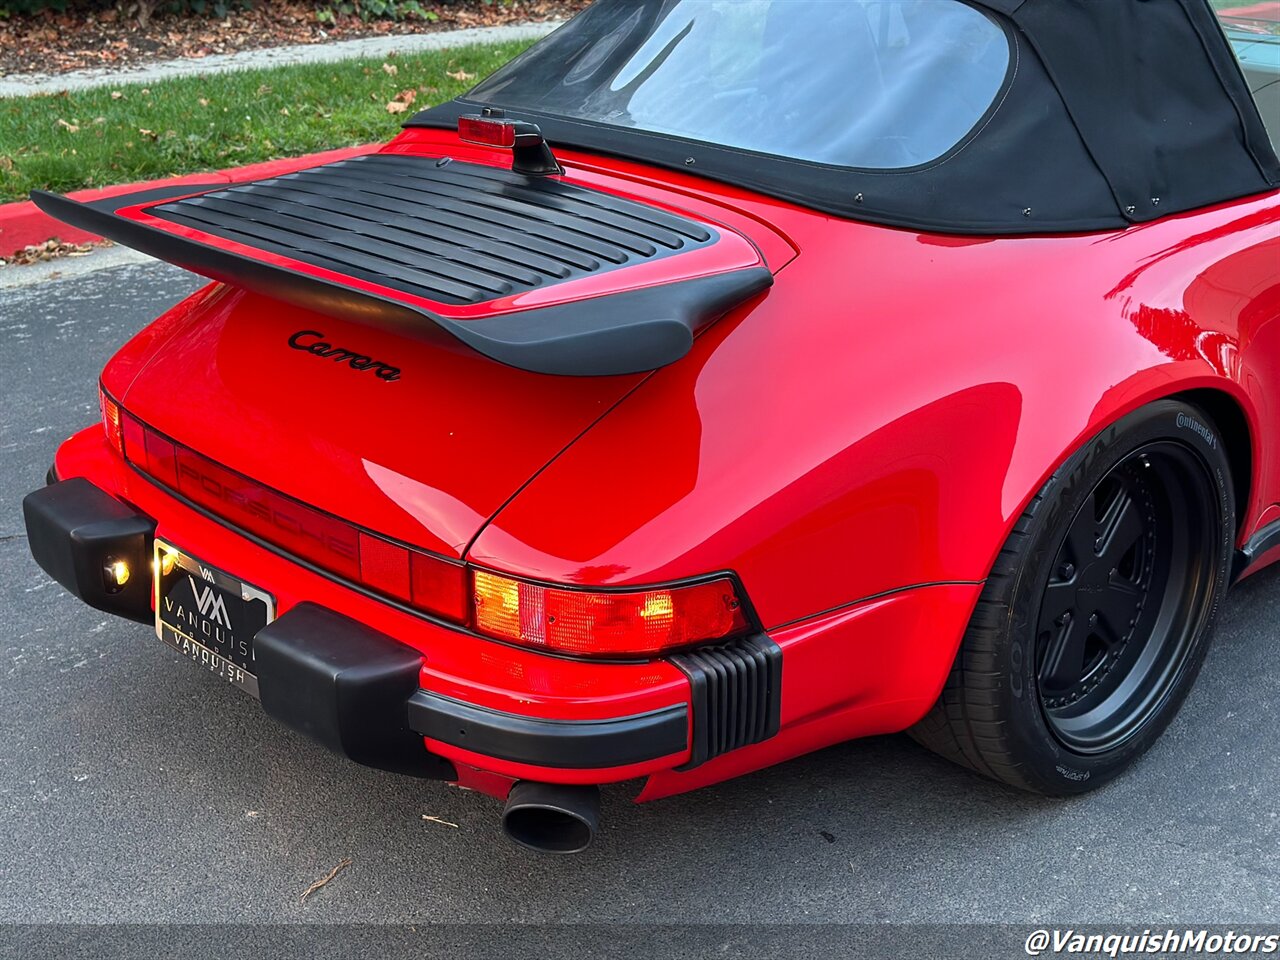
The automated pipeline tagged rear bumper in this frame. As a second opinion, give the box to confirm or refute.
[22,468,699,782]
[32,428,984,803]
[255,601,690,777]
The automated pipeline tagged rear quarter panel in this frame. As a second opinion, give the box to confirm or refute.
[469,191,1280,631]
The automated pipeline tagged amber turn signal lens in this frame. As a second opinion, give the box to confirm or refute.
[99,386,123,457]
[472,570,748,657]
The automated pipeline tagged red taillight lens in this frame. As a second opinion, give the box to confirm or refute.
[472,570,749,657]
[458,115,517,147]
[120,411,467,623]
[114,406,748,655]
[99,386,123,457]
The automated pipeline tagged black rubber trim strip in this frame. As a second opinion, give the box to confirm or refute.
[83,182,226,209]
[30,186,771,376]
[1232,520,1280,582]
[767,580,987,632]
[407,690,688,768]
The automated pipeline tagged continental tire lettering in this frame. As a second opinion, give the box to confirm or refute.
[1175,412,1216,448]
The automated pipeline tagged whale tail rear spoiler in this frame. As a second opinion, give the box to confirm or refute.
[30,154,772,377]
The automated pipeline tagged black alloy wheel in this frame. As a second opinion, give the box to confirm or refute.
[1034,443,1220,754]
[911,399,1235,795]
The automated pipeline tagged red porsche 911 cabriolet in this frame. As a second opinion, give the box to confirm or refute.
[22,0,1280,852]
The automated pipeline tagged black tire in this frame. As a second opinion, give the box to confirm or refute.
[910,399,1235,795]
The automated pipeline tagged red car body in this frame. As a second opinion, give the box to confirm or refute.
[23,0,1280,848]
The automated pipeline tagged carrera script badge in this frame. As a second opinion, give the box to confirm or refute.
[288,330,400,382]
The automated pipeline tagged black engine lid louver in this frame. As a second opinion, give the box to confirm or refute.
[148,154,716,306]
[29,153,773,376]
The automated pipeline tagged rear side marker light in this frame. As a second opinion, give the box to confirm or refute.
[472,570,749,657]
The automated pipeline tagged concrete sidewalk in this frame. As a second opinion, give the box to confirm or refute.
[0,21,560,98]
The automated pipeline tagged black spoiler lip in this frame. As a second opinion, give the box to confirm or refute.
[30,184,773,377]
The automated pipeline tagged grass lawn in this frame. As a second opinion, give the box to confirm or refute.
[0,39,533,204]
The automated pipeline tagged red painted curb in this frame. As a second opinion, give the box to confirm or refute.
[0,144,377,257]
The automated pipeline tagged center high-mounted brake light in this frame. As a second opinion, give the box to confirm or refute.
[457,114,518,148]
[457,108,563,177]
[106,394,752,658]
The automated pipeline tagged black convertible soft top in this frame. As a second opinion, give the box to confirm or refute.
[408,0,1280,234]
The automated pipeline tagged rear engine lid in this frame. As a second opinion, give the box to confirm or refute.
[117,285,653,559]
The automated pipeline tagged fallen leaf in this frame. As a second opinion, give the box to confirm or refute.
[138,128,157,140]
[300,858,352,903]
[381,62,398,76]
[446,69,476,82]
[385,101,408,114]
[198,98,210,107]
[3,239,102,266]
[279,107,290,116]
[110,90,124,100]
[393,88,416,105]
[256,84,271,95]
[56,118,80,133]
[0,156,14,173]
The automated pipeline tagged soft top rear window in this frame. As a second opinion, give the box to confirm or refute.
[466,0,1012,170]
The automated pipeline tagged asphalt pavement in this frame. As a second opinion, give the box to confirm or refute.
[2,257,1279,943]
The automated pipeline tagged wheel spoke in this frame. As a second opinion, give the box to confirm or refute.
[1064,490,1099,566]
[1093,590,1138,647]
[1040,618,1088,690]
[1096,483,1144,566]
[1040,581,1077,629]
[1032,441,1220,751]
[1107,571,1142,597]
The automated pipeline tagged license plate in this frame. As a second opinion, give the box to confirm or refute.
[153,538,274,698]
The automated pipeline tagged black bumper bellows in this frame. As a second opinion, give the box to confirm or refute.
[670,634,783,768]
